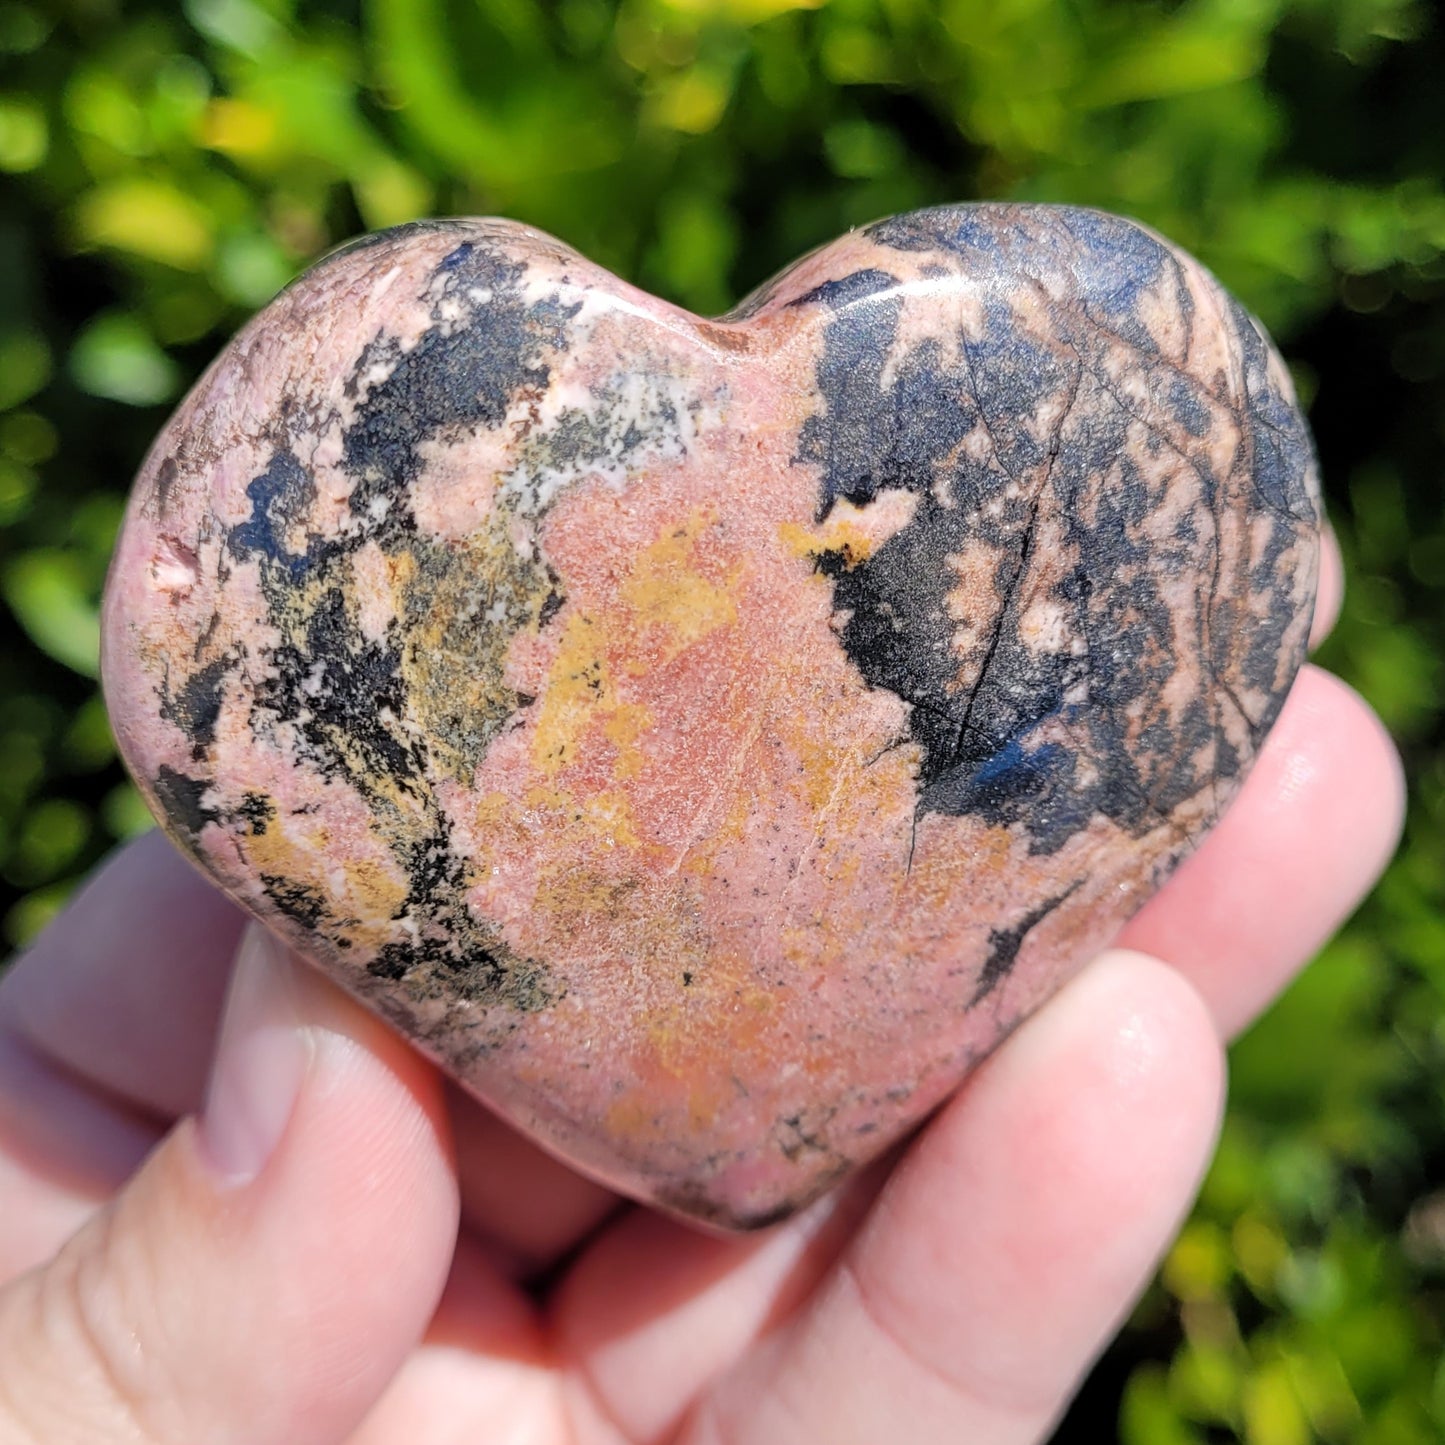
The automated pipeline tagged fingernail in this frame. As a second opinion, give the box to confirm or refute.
[199,924,311,1186]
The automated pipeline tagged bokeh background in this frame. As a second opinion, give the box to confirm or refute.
[1,0,1442,1438]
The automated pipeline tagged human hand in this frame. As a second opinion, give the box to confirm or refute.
[0,537,1402,1445]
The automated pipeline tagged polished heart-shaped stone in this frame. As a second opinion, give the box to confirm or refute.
[102,204,1320,1228]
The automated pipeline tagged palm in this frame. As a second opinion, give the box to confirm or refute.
[0,559,1405,1445]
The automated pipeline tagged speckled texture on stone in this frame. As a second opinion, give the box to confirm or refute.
[102,204,1320,1228]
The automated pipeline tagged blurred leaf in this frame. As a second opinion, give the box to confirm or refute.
[0,409,58,465]
[1334,1299,1422,1400]
[8,796,91,884]
[0,706,46,805]
[65,68,151,157]
[184,0,286,58]
[72,178,216,270]
[1229,932,1407,1149]
[0,329,51,410]
[666,0,827,21]
[4,880,74,947]
[1164,1220,1234,1303]
[1079,12,1268,108]
[1172,1334,1244,1423]
[0,92,47,172]
[0,458,35,524]
[2,549,102,676]
[1122,1365,1205,1445]
[200,96,282,160]
[0,3,52,54]
[1286,1346,1363,1438]
[63,692,117,772]
[1233,1213,1290,1298]
[645,65,735,132]
[370,0,623,191]
[648,189,738,311]
[1243,1360,1310,1445]
[1342,620,1440,737]
[214,229,295,306]
[1277,1247,1347,1321]
[69,312,180,406]
[101,782,155,840]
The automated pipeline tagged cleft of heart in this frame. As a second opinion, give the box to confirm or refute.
[101,203,1320,1229]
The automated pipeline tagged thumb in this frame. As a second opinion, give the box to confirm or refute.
[0,924,460,1445]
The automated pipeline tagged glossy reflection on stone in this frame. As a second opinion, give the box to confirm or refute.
[102,205,1320,1228]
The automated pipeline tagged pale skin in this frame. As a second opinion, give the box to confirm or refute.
[0,532,1406,1445]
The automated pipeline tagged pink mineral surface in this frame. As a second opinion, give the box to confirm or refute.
[102,205,1320,1228]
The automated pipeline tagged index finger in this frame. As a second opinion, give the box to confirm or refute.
[0,832,244,1272]
[1310,523,1343,650]
[0,830,244,1124]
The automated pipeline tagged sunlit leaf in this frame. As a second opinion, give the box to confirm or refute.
[1078,22,1264,108]
[215,230,295,306]
[72,178,216,270]
[662,0,826,23]
[1121,1365,1203,1445]
[63,692,117,772]
[64,69,150,156]
[2,549,102,677]
[184,0,286,57]
[1170,1336,1242,1425]
[824,118,906,178]
[644,66,734,134]
[69,313,180,406]
[1242,1361,1310,1445]
[352,156,432,230]
[0,92,46,171]
[201,97,283,160]
[102,782,156,841]
[1163,1221,1233,1303]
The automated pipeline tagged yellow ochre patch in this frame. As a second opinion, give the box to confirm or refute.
[239,803,407,951]
[617,506,740,669]
[530,506,737,786]
[777,491,921,573]
[530,612,651,779]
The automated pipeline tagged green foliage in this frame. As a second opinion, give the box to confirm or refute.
[2,0,1442,1437]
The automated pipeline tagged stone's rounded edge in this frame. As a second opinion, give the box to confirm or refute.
[302,217,487,274]
[651,1188,818,1235]
[95,216,585,981]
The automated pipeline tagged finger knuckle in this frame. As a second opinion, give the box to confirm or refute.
[4,1206,189,1444]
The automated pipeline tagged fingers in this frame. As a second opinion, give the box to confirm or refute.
[0,832,246,1273]
[348,1235,564,1445]
[0,829,244,1125]
[1119,665,1404,1036]
[0,927,459,1445]
[1310,524,1344,650]
[448,1089,621,1277]
[681,951,1224,1445]
[555,653,1398,1442]
[0,826,620,1282]
[556,1173,876,1444]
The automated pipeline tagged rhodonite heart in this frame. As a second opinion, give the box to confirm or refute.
[102,204,1320,1228]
